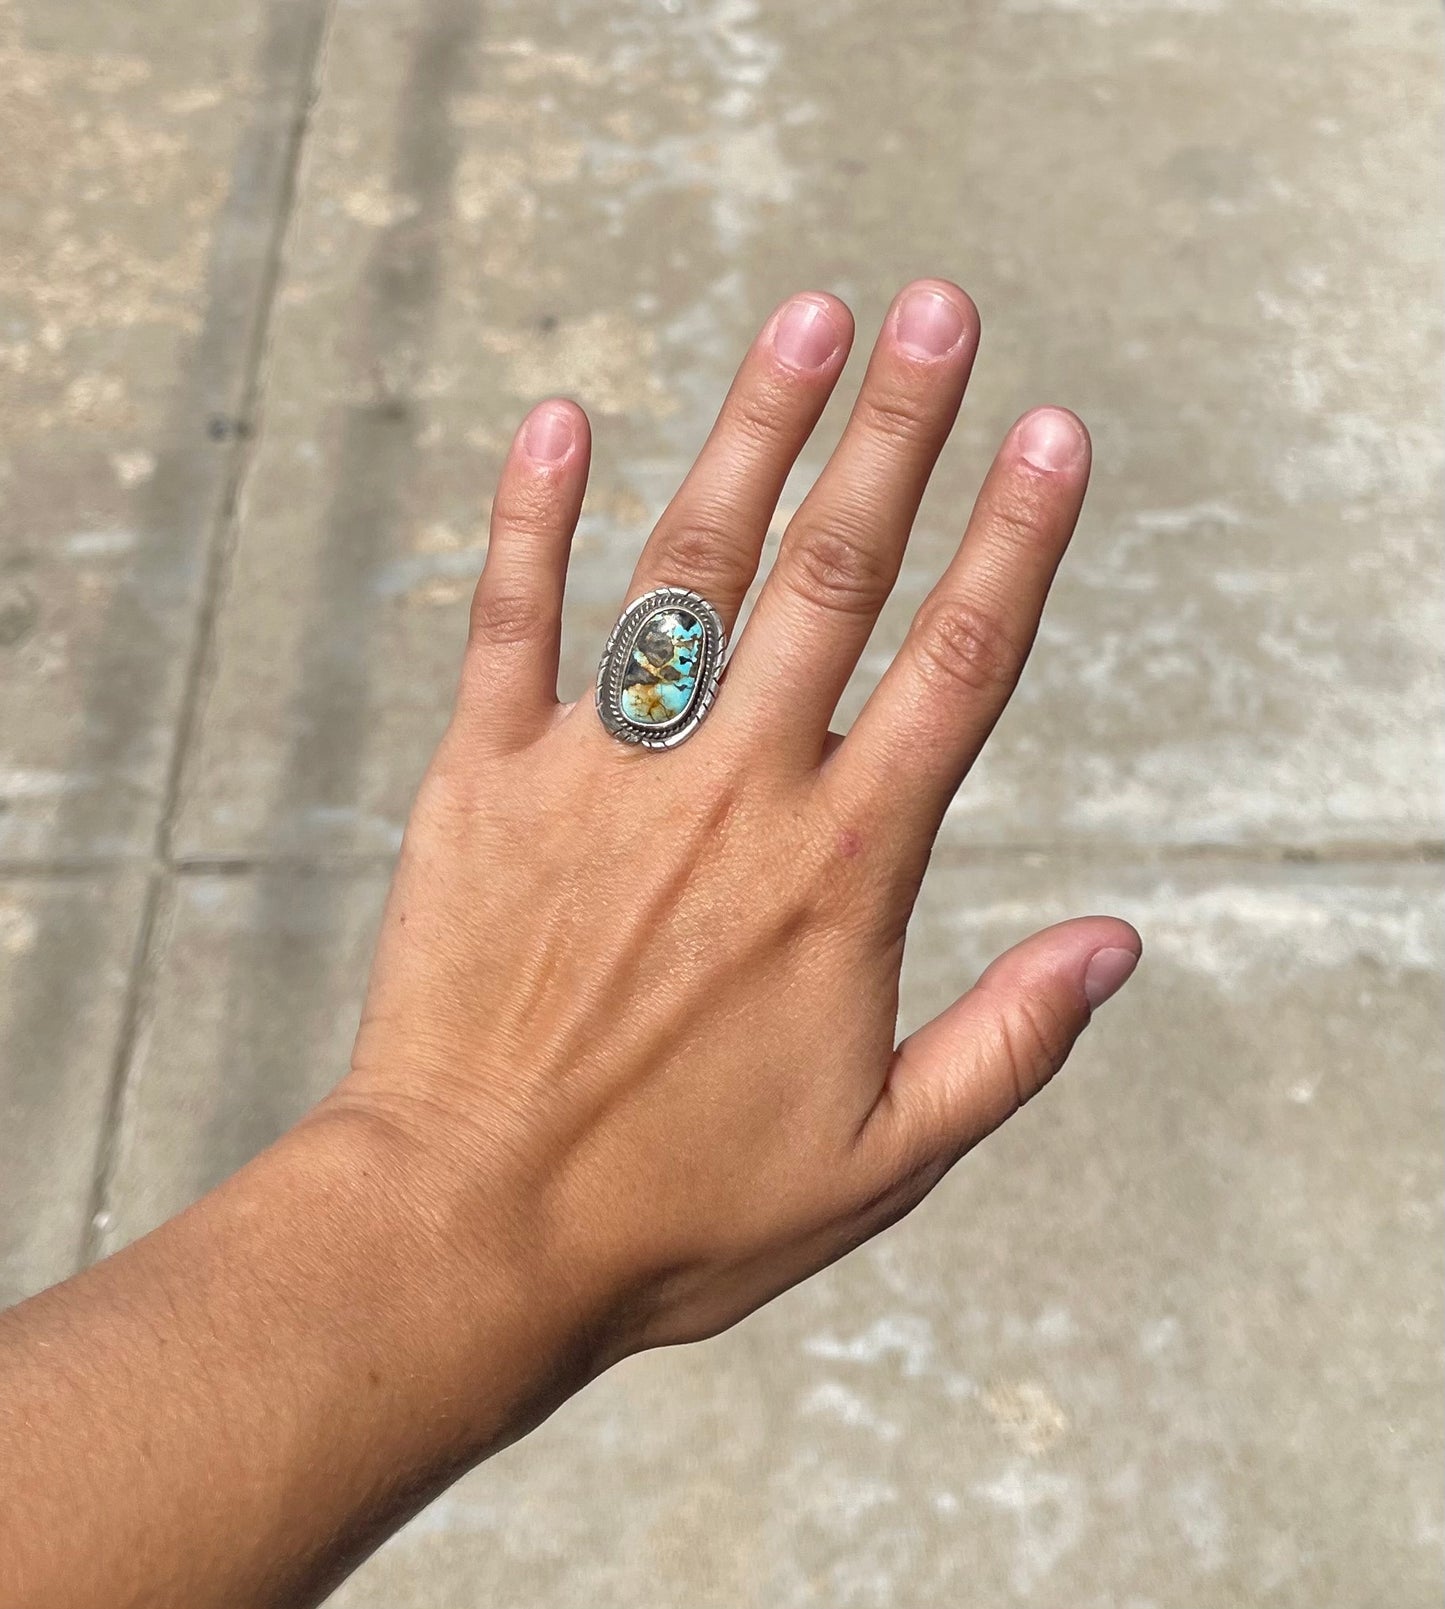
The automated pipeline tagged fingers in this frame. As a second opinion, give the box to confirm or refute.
[461,400,591,746]
[831,406,1091,835]
[858,916,1141,1187]
[719,280,980,755]
[625,293,853,627]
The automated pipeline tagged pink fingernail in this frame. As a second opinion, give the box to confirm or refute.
[1083,946,1140,1011]
[773,298,843,372]
[894,288,967,360]
[1016,408,1087,473]
[521,403,576,465]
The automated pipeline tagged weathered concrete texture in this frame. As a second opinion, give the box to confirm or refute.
[0,876,145,1305]
[0,0,328,859]
[174,0,1443,859]
[101,871,386,1248]
[97,860,1443,1606]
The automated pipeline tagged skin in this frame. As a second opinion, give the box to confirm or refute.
[0,280,1140,1609]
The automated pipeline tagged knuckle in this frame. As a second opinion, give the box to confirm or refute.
[996,993,1072,1110]
[469,582,547,647]
[490,485,560,546]
[981,491,1058,558]
[784,519,893,619]
[911,595,1022,697]
[655,510,752,594]
[858,384,935,446]
[725,382,793,452]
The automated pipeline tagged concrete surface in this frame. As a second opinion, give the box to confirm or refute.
[0,874,146,1303]
[1,0,1441,1602]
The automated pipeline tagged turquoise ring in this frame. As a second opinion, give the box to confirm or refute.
[595,586,726,750]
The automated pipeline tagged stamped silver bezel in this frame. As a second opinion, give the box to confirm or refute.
[594,586,726,750]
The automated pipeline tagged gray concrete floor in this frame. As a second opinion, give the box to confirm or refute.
[1,0,1441,1603]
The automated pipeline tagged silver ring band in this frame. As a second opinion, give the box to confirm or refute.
[595,586,726,750]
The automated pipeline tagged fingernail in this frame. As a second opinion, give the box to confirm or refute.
[521,403,576,465]
[1083,947,1140,1011]
[1016,408,1087,473]
[894,288,967,360]
[773,298,843,372]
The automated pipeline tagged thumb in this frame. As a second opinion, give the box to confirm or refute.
[863,916,1141,1178]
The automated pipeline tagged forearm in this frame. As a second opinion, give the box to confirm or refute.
[0,1112,583,1609]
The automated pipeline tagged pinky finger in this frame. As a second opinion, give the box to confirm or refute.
[460,399,591,748]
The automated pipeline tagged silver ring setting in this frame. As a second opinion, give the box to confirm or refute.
[595,586,726,750]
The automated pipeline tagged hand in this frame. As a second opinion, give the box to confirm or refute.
[0,280,1142,1609]
[329,278,1141,1368]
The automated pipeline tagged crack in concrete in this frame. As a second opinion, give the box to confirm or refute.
[75,0,338,1273]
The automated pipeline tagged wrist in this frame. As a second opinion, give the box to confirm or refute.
[285,1093,613,1454]
[0,1099,608,1609]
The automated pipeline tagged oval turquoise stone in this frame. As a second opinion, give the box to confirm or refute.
[620,607,704,727]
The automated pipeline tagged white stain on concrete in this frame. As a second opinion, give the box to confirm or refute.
[957,880,1441,995]
[1129,501,1246,537]
[1139,1315,1182,1357]
[800,1380,902,1442]
[1034,1305,1079,1345]
[1170,1470,1230,1572]
[804,1314,936,1377]
[0,901,39,955]
[65,527,136,557]
[0,767,89,799]
[109,450,155,487]
[974,1464,1088,1595]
